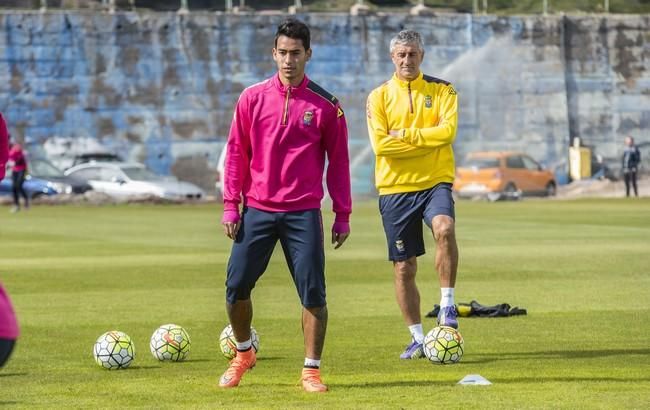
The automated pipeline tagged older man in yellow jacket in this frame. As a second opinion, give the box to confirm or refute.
[366,29,459,360]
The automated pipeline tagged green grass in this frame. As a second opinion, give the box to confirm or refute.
[1,199,649,408]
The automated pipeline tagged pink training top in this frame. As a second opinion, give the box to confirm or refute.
[224,74,351,222]
[0,283,19,340]
[0,113,8,180]
[9,143,27,172]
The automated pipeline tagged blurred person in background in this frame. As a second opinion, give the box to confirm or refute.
[622,136,640,197]
[7,134,29,212]
[0,113,7,180]
[366,29,459,360]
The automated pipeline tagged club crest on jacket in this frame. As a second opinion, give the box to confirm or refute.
[425,95,432,108]
[303,111,313,126]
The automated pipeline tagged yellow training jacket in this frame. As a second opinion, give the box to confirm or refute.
[367,72,458,195]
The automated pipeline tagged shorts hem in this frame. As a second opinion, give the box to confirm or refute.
[301,301,327,309]
[388,251,425,262]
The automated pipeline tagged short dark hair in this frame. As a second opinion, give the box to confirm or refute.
[275,19,310,51]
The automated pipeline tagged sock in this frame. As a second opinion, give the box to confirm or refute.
[236,339,252,351]
[304,358,321,369]
[408,324,425,344]
[440,287,455,308]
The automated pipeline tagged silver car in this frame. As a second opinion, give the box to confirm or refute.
[64,162,205,200]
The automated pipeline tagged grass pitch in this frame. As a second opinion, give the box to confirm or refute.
[1,198,649,408]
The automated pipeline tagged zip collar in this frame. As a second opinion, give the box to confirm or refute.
[392,72,423,88]
[272,73,309,95]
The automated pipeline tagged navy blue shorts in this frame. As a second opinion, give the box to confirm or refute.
[379,183,455,261]
[225,207,326,308]
[0,339,15,367]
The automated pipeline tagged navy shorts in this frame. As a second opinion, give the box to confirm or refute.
[0,339,15,367]
[225,207,326,308]
[379,183,455,261]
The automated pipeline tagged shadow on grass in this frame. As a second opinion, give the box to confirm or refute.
[465,348,650,364]
[169,358,212,363]
[337,380,447,389]
[0,372,27,377]
[0,402,19,406]
[257,356,284,361]
[134,359,212,367]
[129,365,166,370]
[489,376,650,384]
[212,356,284,365]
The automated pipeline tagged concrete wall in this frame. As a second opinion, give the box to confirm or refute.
[1,11,648,193]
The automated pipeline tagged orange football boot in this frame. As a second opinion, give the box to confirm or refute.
[218,349,256,388]
[301,368,328,393]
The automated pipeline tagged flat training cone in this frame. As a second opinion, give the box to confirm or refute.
[457,374,492,385]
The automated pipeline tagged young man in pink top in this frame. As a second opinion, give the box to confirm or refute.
[219,19,351,392]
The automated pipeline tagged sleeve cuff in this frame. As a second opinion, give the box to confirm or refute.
[402,128,412,143]
[223,201,239,212]
[222,210,240,224]
[332,221,350,235]
[334,213,350,223]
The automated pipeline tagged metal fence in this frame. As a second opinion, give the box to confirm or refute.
[0,1,626,14]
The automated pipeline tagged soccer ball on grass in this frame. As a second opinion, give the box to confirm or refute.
[219,324,259,360]
[93,330,135,370]
[423,326,464,364]
[150,324,191,362]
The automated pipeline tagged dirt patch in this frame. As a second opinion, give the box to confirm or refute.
[556,177,649,199]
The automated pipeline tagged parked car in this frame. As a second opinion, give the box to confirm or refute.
[64,162,205,200]
[69,152,123,169]
[29,158,93,194]
[1,171,59,199]
[1,158,92,198]
[454,151,556,201]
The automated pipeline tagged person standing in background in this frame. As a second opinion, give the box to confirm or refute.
[622,136,641,197]
[0,113,8,180]
[7,134,29,213]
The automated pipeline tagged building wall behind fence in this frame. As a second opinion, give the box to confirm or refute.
[0,11,648,193]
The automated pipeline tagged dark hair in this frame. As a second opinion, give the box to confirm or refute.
[275,19,310,51]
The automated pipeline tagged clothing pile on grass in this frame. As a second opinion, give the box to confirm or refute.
[426,300,527,319]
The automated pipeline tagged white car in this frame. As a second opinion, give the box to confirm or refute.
[64,162,205,200]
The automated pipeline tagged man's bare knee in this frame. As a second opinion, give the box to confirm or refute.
[432,216,455,242]
[394,258,417,281]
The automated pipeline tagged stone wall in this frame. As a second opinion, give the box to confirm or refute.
[0,11,648,192]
